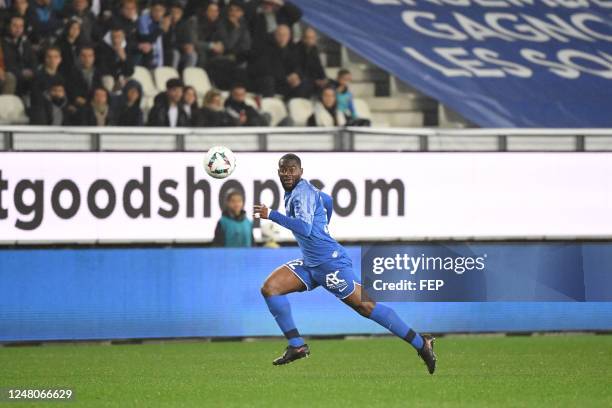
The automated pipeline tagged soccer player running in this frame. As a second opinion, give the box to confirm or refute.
[254,154,437,374]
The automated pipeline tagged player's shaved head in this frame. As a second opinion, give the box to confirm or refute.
[278,153,303,191]
[279,153,301,167]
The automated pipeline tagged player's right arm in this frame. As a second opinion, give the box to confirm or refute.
[255,189,316,236]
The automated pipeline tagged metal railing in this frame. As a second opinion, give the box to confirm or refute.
[1,126,612,152]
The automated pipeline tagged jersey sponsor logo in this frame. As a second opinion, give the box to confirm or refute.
[326,270,348,291]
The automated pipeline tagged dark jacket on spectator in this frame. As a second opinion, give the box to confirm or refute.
[116,79,144,126]
[295,40,325,82]
[212,16,251,62]
[189,12,220,58]
[163,13,193,66]
[95,37,135,80]
[147,92,190,127]
[30,93,76,125]
[268,41,300,88]
[224,96,268,127]
[1,35,36,80]
[250,38,301,97]
[194,106,238,127]
[31,68,65,107]
[111,14,139,54]
[56,33,83,78]
[66,65,104,104]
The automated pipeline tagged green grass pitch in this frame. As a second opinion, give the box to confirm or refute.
[1,335,611,407]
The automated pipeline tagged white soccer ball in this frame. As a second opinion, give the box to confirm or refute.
[204,146,236,179]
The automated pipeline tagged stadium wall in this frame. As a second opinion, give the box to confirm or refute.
[1,246,611,342]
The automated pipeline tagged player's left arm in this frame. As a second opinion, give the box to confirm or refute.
[320,191,333,224]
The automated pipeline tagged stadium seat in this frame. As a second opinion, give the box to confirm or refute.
[288,98,314,127]
[130,66,157,98]
[261,97,288,126]
[140,95,156,119]
[0,95,29,124]
[245,95,259,109]
[153,66,180,92]
[183,67,212,98]
[353,98,372,120]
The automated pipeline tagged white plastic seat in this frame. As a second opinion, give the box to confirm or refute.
[353,98,372,120]
[153,66,180,92]
[288,98,314,126]
[245,95,258,109]
[183,67,212,98]
[0,95,29,124]
[140,95,156,119]
[130,66,157,98]
[261,97,288,126]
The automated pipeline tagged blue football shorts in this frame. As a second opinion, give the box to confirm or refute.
[284,255,360,299]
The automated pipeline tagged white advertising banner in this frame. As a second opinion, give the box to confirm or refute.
[0,152,611,243]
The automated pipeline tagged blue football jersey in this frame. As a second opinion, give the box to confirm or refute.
[269,179,345,267]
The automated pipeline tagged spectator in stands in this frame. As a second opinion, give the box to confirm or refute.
[307,86,345,127]
[0,42,17,94]
[213,190,254,247]
[295,27,328,93]
[56,18,83,77]
[67,45,103,108]
[249,0,301,54]
[250,24,310,99]
[116,79,144,126]
[334,68,355,120]
[208,0,250,90]
[111,0,139,57]
[225,83,268,126]
[7,0,35,41]
[189,2,222,68]
[30,79,77,125]
[147,77,189,127]
[76,86,116,125]
[334,69,370,126]
[2,15,36,96]
[195,88,238,127]
[163,1,197,70]
[136,0,168,69]
[30,0,63,46]
[31,45,64,107]
[62,0,99,44]
[181,85,198,123]
[96,27,135,91]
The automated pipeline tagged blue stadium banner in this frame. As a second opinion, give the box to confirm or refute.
[1,246,612,342]
[293,0,612,127]
[362,243,612,301]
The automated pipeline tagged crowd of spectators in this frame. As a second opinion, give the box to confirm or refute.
[0,0,368,127]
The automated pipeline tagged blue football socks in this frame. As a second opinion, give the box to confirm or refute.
[369,303,424,350]
[264,295,305,347]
